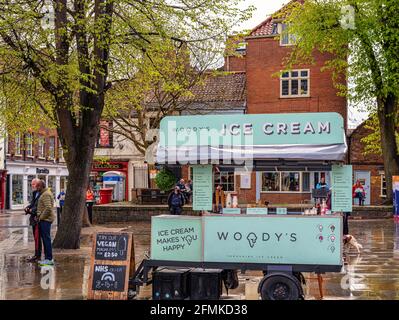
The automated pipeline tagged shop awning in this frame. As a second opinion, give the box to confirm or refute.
[156,112,347,165]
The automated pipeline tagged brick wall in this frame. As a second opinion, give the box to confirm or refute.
[245,38,347,128]
[224,55,246,72]
[6,128,63,163]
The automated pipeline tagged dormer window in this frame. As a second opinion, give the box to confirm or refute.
[279,23,295,46]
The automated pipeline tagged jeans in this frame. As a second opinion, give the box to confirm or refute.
[86,202,94,223]
[354,192,364,205]
[170,206,182,215]
[39,221,53,260]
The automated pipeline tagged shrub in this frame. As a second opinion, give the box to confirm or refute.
[155,169,176,192]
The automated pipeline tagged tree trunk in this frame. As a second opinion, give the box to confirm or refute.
[82,205,92,228]
[377,94,399,204]
[53,143,96,249]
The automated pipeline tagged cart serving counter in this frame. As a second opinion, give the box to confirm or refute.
[131,112,351,300]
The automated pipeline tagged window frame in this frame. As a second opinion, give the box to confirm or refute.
[38,135,46,159]
[48,136,55,159]
[25,133,33,157]
[280,69,310,98]
[14,132,22,156]
[261,171,314,194]
[214,171,235,192]
[279,23,296,46]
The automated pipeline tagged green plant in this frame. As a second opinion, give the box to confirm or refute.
[155,169,176,192]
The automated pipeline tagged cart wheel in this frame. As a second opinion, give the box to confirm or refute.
[260,274,302,300]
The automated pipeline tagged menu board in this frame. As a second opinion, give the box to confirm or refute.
[88,232,134,300]
[331,165,353,212]
[192,165,213,211]
[92,264,127,292]
[95,233,129,261]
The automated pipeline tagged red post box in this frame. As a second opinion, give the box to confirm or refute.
[99,188,113,204]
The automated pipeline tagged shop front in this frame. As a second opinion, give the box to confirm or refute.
[0,170,6,210]
[5,162,69,210]
[159,112,346,206]
[91,161,129,202]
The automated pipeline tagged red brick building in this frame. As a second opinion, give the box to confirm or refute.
[204,2,348,206]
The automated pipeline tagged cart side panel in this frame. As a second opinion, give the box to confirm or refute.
[150,215,203,262]
[203,215,342,266]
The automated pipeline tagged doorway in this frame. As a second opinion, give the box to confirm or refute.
[354,171,371,205]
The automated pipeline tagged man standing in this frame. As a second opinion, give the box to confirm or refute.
[24,178,41,262]
[36,180,55,266]
[167,186,185,215]
[56,189,66,227]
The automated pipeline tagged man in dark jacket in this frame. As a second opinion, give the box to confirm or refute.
[24,178,41,262]
[167,186,185,215]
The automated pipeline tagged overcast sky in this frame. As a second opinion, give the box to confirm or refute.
[233,0,368,128]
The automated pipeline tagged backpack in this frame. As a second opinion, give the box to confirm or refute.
[221,269,239,294]
[171,193,182,207]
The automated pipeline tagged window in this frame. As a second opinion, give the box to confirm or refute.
[48,136,55,159]
[214,171,235,192]
[25,133,33,157]
[381,174,387,197]
[281,70,310,98]
[97,120,113,148]
[58,138,64,160]
[60,176,68,192]
[281,172,300,191]
[279,23,296,46]
[38,135,45,158]
[261,172,313,193]
[48,176,56,199]
[27,175,36,201]
[15,132,21,155]
[262,172,280,191]
[12,175,24,205]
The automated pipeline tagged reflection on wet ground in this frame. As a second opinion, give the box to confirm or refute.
[1,211,399,300]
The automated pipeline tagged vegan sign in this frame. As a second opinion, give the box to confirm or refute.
[95,233,129,261]
[151,216,202,262]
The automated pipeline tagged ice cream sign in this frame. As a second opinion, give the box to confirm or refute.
[159,112,345,147]
[151,215,342,266]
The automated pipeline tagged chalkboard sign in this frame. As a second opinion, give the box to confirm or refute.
[88,232,134,300]
[95,233,129,261]
[92,264,127,292]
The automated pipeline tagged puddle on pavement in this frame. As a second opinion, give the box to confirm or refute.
[1,215,399,300]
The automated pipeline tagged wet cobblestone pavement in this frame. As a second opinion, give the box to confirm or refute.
[1,211,398,300]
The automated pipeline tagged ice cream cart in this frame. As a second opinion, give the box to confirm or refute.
[131,112,352,300]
